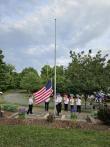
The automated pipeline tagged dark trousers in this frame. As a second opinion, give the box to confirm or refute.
[70,105,73,112]
[56,103,62,116]
[64,104,68,111]
[70,105,77,112]
[77,105,81,113]
[27,104,33,114]
[0,111,3,117]
[45,102,49,111]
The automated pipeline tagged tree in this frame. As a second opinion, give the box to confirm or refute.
[67,50,109,108]
[104,59,110,93]
[40,65,53,85]
[20,67,39,78]
[56,66,67,94]
[5,64,18,89]
[0,49,8,91]
[41,65,67,93]
[20,71,40,93]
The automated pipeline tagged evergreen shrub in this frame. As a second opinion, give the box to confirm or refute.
[97,107,110,125]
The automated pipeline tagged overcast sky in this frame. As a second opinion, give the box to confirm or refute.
[0,0,110,72]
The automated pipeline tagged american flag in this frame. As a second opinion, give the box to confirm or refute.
[33,80,53,104]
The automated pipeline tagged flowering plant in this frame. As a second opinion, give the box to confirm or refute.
[18,108,26,119]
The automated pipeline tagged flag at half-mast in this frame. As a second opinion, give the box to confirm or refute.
[33,80,53,104]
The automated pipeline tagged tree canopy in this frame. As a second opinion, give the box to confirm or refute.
[0,49,110,94]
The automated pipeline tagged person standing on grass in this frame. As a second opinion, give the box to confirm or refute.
[27,95,33,114]
[63,94,69,111]
[76,96,82,113]
[45,97,50,112]
[56,93,62,116]
[70,95,75,112]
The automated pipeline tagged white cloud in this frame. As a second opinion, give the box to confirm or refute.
[25,44,55,56]
[57,56,71,66]
[0,0,110,72]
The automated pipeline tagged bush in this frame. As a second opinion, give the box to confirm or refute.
[105,99,110,103]
[97,107,110,125]
[71,113,77,119]
[91,111,97,118]
[47,113,54,123]
[2,104,17,112]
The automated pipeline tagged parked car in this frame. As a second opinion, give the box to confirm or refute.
[0,92,3,95]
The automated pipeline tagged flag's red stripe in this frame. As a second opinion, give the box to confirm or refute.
[34,89,52,104]
[33,87,45,96]
[34,88,46,97]
[34,88,52,100]
[34,88,52,102]
[34,88,45,96]
[35,96,50,104]
[33,88,45,96]
[35,90,53,104]
[33,89,43,96]
[34,88,47,100]
[35,94,51,104]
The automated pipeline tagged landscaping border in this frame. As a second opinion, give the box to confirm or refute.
[0,118,109,131]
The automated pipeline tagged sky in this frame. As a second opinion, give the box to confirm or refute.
[0,0,110,73]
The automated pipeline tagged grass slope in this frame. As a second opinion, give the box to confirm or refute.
[0,125,110,147]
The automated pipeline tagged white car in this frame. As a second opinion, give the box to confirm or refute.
[0,92,3,95]
[107,93,110,97]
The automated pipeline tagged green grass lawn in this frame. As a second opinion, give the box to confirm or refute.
[0,125,110,147]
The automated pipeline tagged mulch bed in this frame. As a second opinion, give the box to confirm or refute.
[0,118,109,131]
[0,111,16,118]
[3,111,14,117]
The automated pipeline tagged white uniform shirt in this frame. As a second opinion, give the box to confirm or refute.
[28,97,33,105]
[45,98,50,103]
[76,98,81,106]
[56,96,62,105]
[64,97,69,104]
[70,98,74,105]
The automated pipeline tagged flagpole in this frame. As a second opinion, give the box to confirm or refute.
[54,18,56,116]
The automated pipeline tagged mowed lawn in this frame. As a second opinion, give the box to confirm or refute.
[0,126,110,147]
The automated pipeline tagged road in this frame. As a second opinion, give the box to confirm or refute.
[3,91,28,105]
